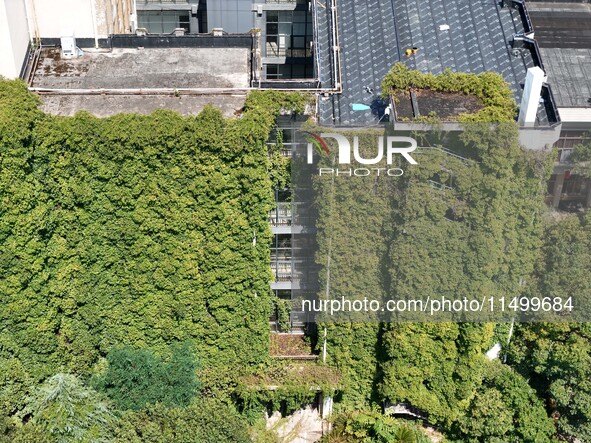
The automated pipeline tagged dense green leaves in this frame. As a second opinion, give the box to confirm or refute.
[92,343,200,411]
[321,410,432,443]
[381,63,517,122]
[510,322,591,440]
[22,373,114,443]
[451,362,556,442]
[505,214,591,440]
[0,76,586,442]
[0,80,307,433]
[312,122,555,437]
[113,399,251,443]
[380,323,493,426]
[569,136,591,177]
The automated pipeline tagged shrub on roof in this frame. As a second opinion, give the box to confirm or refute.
[382,63,517,122]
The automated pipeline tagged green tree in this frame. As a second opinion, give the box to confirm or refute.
[451,362,555,442]
[321,410,431,443]
[93,342,200,411]
[568,135,591,177]
[22,373,114,443]
[506,214,591,440]
[509,322,591,441]
[380,323,493,426]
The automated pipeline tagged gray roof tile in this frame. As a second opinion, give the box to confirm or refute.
[318,0,550,126]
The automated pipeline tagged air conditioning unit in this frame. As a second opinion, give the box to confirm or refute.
[60,31,82,59]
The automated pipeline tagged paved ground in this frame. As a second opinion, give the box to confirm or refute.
[32,47,250,89]
[31,47,250,117]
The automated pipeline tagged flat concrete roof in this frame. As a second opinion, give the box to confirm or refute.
[31,47,250,117]
[529,3,591,109]
[538,47,591,108]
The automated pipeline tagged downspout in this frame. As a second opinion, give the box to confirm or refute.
[89,0,99,48]
[24,0,40,44]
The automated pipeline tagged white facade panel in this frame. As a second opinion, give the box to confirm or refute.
[29,0,96,38]
[0,0,30,79]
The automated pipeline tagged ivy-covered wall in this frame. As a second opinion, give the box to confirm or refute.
[0,80,307,384]
[310,122,557,438]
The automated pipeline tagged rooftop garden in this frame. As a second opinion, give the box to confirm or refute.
[382,62,517,122]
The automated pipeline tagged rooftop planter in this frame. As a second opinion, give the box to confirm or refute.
[382,63,517,123]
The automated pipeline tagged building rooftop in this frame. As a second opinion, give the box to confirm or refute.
[30,46,251,117]
[318,0,556,127]
[529,2,591,109]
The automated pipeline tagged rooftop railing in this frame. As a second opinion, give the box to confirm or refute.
[138,0,190,4]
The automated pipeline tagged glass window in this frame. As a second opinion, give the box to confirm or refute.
[138,11,189,34]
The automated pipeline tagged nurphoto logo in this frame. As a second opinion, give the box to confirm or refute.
[303,132,418,176]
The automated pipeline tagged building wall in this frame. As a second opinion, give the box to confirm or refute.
[0,0,29,79]
[26,0,133,39]
[101,0,134,34]
[28,0,95,38]
[206,0,253,33]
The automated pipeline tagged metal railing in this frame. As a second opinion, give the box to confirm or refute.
[267,141,301,157]
[269,203,293,226]
[138,0,189,4]
[265,41,312,58]
[428,180,453,191]
[271,247,292,261]
[271,261,293,282]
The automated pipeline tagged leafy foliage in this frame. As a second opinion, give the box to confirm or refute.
[311,122,554,437]
[0,80,308,431]
[380,323,492,426]
[382,63,517,122]
[92,342,200,411]
[22,373,114,443]
[113,398,251,443]
[450,362,556,442]
[569,135,591,177]
[509,322,591,440]
[238,360,341,417]
[0,86,308,373]
[320,410,432,443]
[506,214,591,441]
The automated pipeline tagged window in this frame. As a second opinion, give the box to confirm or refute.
[265,10,313,59]
[138,11,190,34]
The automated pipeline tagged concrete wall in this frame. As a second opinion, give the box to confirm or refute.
[0,0,29,79]
[206,0,253,33]
[0,0,133,78]
[26,0,133,39]
[28,0,95,38]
